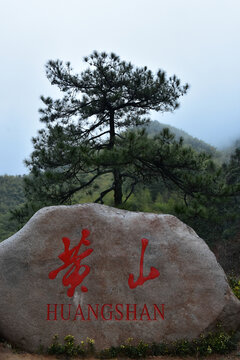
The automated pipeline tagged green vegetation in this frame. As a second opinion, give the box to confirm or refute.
[47,327,238,358]
[228,275,240,300]
[48,335,95,357]
[0,175,25,241]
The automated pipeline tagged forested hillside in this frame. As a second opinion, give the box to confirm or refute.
[144,120,218,155]
[218,138,240,163]
[0,175,25,240]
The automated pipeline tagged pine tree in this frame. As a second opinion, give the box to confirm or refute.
[13,51,233,226]
[24,51,190,203]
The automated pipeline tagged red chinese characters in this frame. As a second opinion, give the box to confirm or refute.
[49,230,159,295]
[48,229,93,297]
[128,238,160,289]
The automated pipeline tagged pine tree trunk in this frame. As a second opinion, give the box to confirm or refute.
[114,169,122,206]
[109,110,123,206]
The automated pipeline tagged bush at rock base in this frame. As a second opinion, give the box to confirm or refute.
[47,325,238,358]
[48,335,95,357]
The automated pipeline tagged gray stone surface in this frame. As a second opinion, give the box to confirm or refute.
[0,203,239,352]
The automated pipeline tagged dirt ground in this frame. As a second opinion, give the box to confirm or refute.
[1,342,240,360]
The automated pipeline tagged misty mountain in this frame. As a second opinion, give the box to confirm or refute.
[143,120,217,155]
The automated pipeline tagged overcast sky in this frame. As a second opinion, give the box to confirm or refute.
[1,0,240,175]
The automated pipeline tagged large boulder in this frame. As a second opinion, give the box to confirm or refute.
[0,204,239,352]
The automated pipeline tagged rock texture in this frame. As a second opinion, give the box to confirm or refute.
[0,204,239,352]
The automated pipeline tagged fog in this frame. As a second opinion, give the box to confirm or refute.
[0,0,240,174]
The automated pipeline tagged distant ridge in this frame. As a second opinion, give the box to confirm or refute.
[144,120,217,155]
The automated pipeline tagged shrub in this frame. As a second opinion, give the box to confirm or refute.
[228,275,240,300]
[47,326,237,358]
[47,334,86,357]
